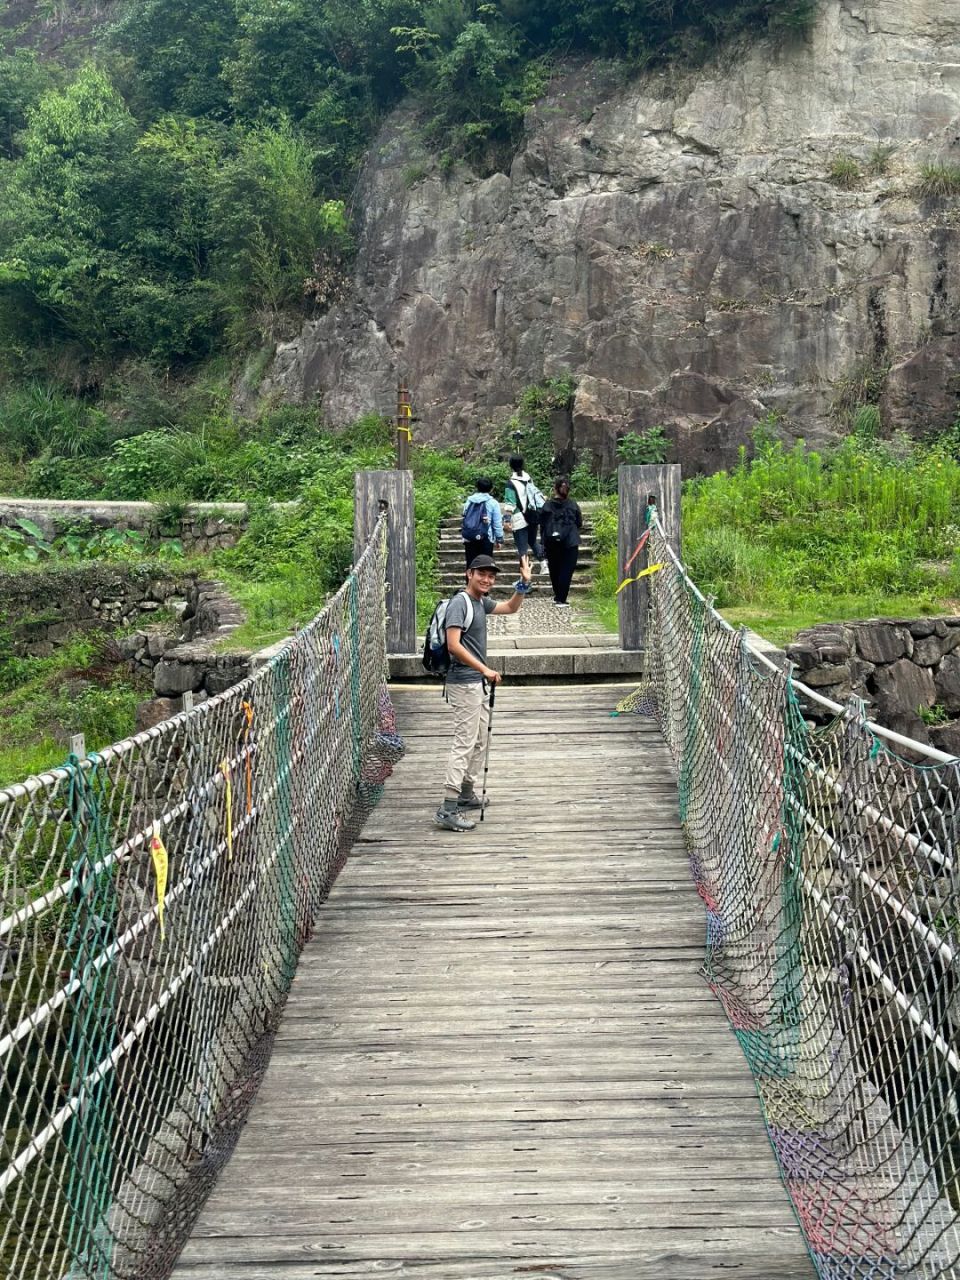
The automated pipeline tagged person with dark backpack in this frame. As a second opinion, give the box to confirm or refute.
[539,475,583,607]
[503,454,547,571]
[460,476,504,567]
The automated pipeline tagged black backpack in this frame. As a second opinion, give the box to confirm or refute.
[546,501,578,546]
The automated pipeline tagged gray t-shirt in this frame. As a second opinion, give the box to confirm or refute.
[445,592,497,684]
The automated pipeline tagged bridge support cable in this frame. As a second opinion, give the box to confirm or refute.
[0,515,404,1280]
[618,513,960,1280]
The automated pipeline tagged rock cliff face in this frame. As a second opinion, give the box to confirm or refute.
[264,0,960,471]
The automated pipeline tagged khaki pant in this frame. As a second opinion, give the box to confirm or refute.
[444,681,491,796]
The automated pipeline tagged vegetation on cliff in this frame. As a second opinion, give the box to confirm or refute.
[0,0,816,384]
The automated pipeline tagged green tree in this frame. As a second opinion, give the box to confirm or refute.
[109,0,238,118]
[0,50,54,159]
[0,69,220,361]
[209,119,351,340]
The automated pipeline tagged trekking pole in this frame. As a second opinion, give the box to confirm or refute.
[479,684,496,822]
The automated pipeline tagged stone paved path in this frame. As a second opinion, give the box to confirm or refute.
[488,596,604,639]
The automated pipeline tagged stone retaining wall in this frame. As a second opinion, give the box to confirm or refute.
[785,618,960,753]
[0,498,248,554]
[1,565,199,658]
[0,564,255,731]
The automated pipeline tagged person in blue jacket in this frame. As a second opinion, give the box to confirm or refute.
[461,476,504,567]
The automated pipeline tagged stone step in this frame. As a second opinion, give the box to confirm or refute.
[436,575,593,593]
[440,514,595,526]
[487,634,617,650]
[440,520,595,534]
[389,646,643,680]
[437,554,598,570]
[440,537,596,551]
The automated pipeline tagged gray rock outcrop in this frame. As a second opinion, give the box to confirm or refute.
[263,0,960,467]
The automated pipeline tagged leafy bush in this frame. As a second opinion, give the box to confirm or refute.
[617,425,669,465]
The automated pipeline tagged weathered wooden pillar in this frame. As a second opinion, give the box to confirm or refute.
[617,464,682,652]
[354,470,416,655]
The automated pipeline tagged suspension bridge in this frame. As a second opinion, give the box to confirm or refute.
[3,474,960,1280]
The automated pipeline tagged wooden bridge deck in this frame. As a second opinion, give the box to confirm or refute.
[171,683,815,1280]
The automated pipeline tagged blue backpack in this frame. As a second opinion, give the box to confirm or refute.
[461,500,490,542]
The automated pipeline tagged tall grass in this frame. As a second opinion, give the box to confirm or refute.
[591,434,960,645]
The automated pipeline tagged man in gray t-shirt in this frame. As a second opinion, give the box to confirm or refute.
[436,553,532,831]
[444,590,496,684]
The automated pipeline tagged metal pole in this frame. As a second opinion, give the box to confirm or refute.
[396,381,411,470]
[479,684,496,822]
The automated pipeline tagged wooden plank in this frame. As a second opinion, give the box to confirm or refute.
[171,685,814,1280]
[354,468,415,653]
[617,462,681,651]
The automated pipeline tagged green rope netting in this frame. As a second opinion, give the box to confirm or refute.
[0,514,402,1280]
[619,514,960,1280]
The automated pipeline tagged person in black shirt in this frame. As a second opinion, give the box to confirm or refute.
[539,476,582,607]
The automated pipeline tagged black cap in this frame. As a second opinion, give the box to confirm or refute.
[467,554,500,573]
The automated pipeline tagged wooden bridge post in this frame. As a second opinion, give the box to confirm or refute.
[618,464,682,652]
[354,470,416,655]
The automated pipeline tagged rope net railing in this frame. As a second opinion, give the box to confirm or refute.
[621,514,960,1280]
[0,514,403,1280]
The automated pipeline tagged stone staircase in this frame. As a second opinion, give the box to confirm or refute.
[388,506,645,681]
[436,513,597,596]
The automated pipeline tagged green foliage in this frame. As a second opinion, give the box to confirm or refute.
[0,49,54,159]
[0,632,149,788]
[0,514,185,565]
[917,163,960,199]
[851,403,882,441]
[0,67,352,365]
[109,0,238,118]
[828,154,860,189]
[216,416,470,635]
[919,702,950,727]
[0,518,54,563]
[617,425,669,465]
[209,121,352,343]
[683,434,960,617]
[0,381,110,457]
[410,18,537,169]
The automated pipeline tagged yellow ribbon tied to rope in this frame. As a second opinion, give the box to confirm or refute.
[150,822,169,941]
[615,562,666,595]
[241,700,254,816]
[220,759,234,861]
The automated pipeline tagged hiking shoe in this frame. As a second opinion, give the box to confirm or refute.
[434,806,476,831]
[539,561,550,575]
[458,792,489,810]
